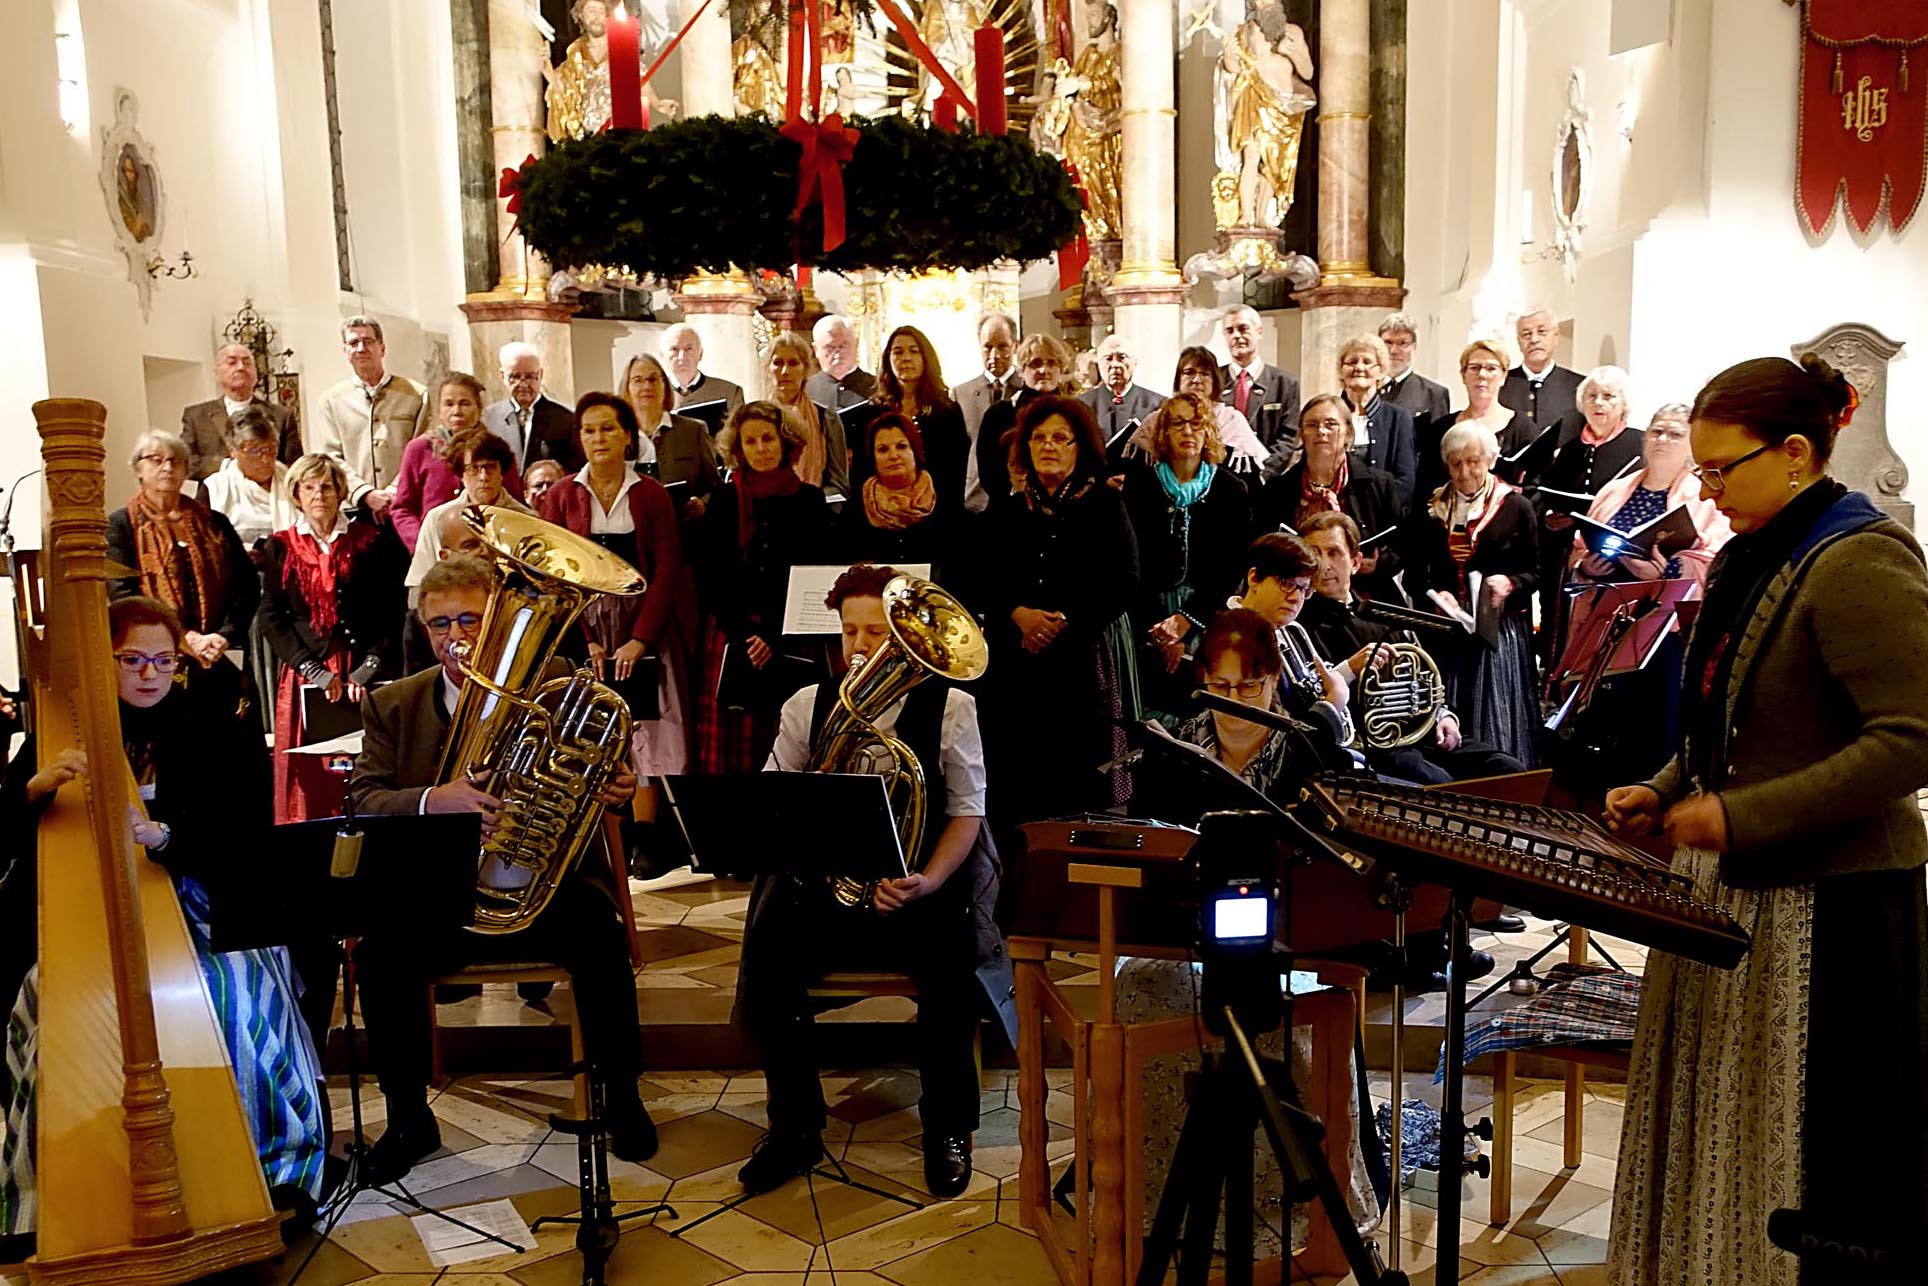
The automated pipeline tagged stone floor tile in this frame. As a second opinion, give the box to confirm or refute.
[649,1109,771,1180]
[506,1222,735,1285]
[528,1141,671,1202]
[673,1208,821,1273]
[736,1162,927,1244]
[874,1220,1057,1285]
[816,1194,998,1270]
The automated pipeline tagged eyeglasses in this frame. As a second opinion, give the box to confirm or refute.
[1689,443,1773,495]
[138,453,183,468]
[1462,362,1504,377]
[424,612,485,634]
[1302,417,1348,436]
[1276,578,1313,599]
[462,461,503,475]
[1031,431,1078,448]
[114,650,183,675]
[233,441,276,458]
[1203,677,1270,699]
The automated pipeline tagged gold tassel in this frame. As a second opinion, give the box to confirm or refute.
[1833,51,1843,95]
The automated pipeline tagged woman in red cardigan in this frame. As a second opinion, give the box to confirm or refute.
[538,392,697,856]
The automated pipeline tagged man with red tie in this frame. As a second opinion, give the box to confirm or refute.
[1218,306,1302,463]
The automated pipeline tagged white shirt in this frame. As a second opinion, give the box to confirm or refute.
[1229,354,1266,382]
[295,512,344,552]
[416,672,467,814]
[222,395,253,417]
[766,685,987,818]
[576,464,643,534]
[202,458,294,547]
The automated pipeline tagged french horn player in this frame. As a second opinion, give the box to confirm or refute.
[738,564,1008,1204]
[346,548,659,1188]
[1294,512,1525,783]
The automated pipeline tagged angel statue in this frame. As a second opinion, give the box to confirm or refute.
[1061,0,1123,242]
[1212,17,1316,230]
[916,0,987,113]
[545,0,679,142]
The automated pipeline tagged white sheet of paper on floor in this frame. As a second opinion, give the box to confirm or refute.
[410,1198,539,1267]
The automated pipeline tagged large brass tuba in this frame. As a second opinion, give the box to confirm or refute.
[807,574,989,909]
[439,506,648,933]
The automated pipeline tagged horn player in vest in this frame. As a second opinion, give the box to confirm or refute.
[345,554,654,1186]
[737,563,996,1200]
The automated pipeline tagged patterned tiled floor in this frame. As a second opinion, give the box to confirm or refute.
[0,1067,1621,1285]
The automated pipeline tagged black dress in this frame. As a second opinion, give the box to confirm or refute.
[1119,463,1250,717]
[1404,487,1541,766]
[843,402,973,515]
[837,493,963,594]
[973,388,1045,511]
[979,479,1140,842]
[690,483,833,771]
[1413,411,1536,519]
[1254,461,1405,597]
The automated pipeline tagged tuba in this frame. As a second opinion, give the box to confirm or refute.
[439,506,648,933]
[807,574,989,909]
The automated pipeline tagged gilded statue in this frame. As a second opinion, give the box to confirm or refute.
[733,35,785,118]
[1212,18,1316,229]
[915,0,986,113]
[545,0,679,143]
[1061,1,1123,243]
[1026,58,1079,159]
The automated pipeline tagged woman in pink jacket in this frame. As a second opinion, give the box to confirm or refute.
[1571,403,1732,588]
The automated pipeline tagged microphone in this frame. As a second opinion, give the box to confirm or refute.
[329,795,365,880]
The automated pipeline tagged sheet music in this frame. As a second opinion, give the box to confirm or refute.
[411,1199,538,1266]
[782,563,932,634]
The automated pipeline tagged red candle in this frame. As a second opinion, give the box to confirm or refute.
[607,3,643,131]
[933,92,959,133]
[796,264,812,289]
[974,25,1007,134]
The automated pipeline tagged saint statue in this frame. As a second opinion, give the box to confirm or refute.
[1212,18,1316,230]
[733,35,785,118]
[1061,1,1123,243]
[1026,59,1080,159]
[545,0,679,143]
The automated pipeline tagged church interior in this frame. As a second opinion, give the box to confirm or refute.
[2,2,1925,1285]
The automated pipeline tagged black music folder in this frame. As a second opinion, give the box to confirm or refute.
[1572,504,1697,559]
[677,398,730,434]
[299,683,365,744]
[660,771,906,885]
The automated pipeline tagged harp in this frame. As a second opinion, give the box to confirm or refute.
[10,400,282,1282]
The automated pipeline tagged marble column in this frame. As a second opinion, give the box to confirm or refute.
[1294,0,1404,390]
[674,0,761,389]
[461,0,577,406]
[487,0,550,297]
[1106,0,1186,391]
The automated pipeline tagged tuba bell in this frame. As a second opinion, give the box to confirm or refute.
[438,506,648,934]
[807,574,989,909]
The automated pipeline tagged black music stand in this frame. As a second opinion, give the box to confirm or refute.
[212,812,528,1281]
[653,771,925,1237]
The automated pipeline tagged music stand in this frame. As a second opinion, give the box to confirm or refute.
[212,811,528,1280]
[653,771,925,1237]
[1546,579,1695,725]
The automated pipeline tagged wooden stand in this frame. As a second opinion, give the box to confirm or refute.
[1011,864,1364,1286]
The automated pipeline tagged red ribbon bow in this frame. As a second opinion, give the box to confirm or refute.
[497,153,537,215]
[782,114,859,256]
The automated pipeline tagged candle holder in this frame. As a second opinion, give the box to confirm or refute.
[145,251,199,280]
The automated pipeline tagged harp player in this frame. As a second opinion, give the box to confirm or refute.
[735,563,1009,1201]
[345,555,654,1186]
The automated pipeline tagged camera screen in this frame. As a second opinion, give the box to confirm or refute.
[1213,894,1270,941]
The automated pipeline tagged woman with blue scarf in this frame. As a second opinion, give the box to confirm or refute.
[1120,392,1250,720]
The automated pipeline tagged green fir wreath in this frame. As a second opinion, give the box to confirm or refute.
[512,114,1083,281]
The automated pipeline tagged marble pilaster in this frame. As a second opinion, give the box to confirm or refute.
[1107,0,1186,389]
[1316,0,1377,284]
[459,297,580,405]
[486,0,551,296]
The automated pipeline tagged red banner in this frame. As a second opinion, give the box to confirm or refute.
[1795,0,1928,239]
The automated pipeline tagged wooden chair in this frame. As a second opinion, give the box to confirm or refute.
[803,971,987,1077]
[427,816,643,1112]
[1483,926,1633,1226]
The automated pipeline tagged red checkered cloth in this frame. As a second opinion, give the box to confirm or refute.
[693,617,779,774]
[1436,963,1641,1080]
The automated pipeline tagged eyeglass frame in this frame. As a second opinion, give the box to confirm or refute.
[114,650,185,675]
[1201,676,1272,699]
[423,612,485,635]
[1689,443,1774,495]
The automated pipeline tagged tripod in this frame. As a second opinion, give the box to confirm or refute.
[530,1061,675,1285]
[1136,994,1405,1286]
[287,954,523,1284]
[668,1150,921,1240]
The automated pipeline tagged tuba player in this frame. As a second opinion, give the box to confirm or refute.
[736,563,1008,1199]
[347,555,654,1184]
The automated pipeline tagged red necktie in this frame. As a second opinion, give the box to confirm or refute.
[1234,369,1253,418]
